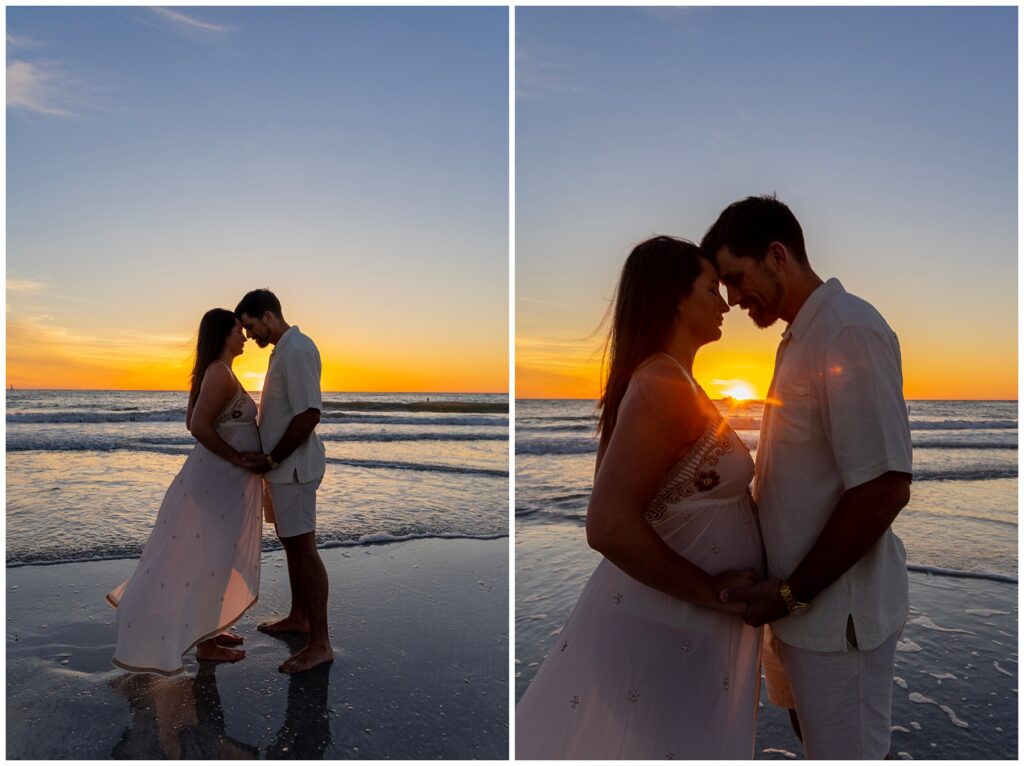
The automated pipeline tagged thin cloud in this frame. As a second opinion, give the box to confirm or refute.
[6,60,78,117]
[151,7,227,34]
[7,278,49,293]
[7,31,42,49]
[517,46,595,102]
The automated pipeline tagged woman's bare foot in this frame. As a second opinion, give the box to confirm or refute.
[257,616,310,634]
[196,638,245,663]
[279,642,334,674]
[216,631,244,645]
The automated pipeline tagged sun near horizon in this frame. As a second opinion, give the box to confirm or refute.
[7,320,509,395]
[515,339,1018,402]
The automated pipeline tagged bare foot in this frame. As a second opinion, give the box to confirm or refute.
[279,644,334,673]
[257,616,310,635]
[196,639,245,663]
[217,630,244,645]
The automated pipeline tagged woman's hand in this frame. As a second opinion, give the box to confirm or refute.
[703,568,760,615]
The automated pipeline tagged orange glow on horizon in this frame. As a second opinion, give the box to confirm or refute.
[7,322,508,394]
[516,344,1017,401]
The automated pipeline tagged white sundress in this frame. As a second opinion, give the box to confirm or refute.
[516,366,765,759]
[107,369,263,675]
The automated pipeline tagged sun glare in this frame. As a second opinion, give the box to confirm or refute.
[721,382,756,401]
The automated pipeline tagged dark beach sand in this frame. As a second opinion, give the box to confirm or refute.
[516,524,1017,760]
[7,537,508,759]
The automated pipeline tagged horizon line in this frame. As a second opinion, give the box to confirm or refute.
[514,396,1019,403]
[6,387,510,396]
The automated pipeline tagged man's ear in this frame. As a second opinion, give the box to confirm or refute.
[262,310,274,324]
[764,241,789,274]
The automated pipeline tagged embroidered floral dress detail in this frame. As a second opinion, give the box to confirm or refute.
[214,378,254,426]
[645,417,735,522]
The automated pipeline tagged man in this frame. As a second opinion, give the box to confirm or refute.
[701,196,913,758]
[235,288,334,673]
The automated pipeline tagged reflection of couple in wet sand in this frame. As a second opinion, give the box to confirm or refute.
[109,655,331,758]
[517,196,913,759]
[106,289,334,676]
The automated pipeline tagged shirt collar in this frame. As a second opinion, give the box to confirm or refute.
[782,278,843,341]
[271,325,298,354]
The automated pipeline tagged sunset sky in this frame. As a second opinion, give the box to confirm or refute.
[516,7,1017,400]
[8,7,508,393]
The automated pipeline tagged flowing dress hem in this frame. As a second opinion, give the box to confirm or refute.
[109,592,259,676]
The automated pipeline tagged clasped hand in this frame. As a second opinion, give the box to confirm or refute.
[238,451,273,474]
[714,575,790,627]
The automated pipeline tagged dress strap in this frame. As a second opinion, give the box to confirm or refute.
[209,359,242,395]
[660,352,696,385]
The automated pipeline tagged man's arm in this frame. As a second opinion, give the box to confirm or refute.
[249,408,320,473]
[269,408,321,464]
[723,471,910,626]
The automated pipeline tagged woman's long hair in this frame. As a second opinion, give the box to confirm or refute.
[188,309,238,413]
[597,236,709,454]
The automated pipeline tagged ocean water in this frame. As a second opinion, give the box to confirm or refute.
[6,390,508,566]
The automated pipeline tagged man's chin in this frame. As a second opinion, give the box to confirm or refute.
[749,310,779,329]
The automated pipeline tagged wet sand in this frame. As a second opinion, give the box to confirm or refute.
[7,537,508,759]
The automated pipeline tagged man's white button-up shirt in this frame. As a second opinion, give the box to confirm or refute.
[258,326,326,485]
[755,278,913,652]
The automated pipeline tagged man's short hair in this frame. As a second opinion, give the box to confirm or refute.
[701,194,809,267]
[235,289,283,320]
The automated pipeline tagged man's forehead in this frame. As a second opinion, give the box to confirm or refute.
[715,248,754,276]
[238,313,258,325]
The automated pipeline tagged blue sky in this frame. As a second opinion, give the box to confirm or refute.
[516,6,1017,398]
[8,7,508,391]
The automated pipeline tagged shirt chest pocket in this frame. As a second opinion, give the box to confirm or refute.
[772,381,817,444]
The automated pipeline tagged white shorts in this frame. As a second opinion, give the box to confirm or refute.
[264,475,321,538]
[764,625,901,759]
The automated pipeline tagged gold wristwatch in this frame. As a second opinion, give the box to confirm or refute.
[266,454,280,470]
[779,581,811,616]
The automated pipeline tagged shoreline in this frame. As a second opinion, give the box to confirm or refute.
[7,537,509,759]
[6,532,509,570]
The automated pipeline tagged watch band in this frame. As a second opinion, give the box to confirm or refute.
[779,581,811,615]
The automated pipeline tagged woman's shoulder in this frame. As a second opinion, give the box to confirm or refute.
[201,360,236,391]
[624,356,707,436]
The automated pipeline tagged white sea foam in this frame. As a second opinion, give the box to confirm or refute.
[908,693,969,729]
[909,615,975,635]
[993,661,1014,677]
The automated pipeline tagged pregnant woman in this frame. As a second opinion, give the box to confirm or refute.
[107,308,263,675]
[516,236,765,759]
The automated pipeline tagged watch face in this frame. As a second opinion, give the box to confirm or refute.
[790,604,810,616]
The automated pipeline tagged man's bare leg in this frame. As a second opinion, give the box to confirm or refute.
[278,532,333,673]
[258,525,311,634]
[788,708,802,741]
